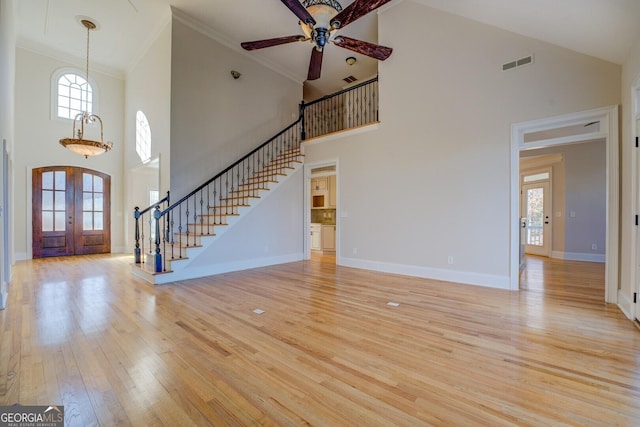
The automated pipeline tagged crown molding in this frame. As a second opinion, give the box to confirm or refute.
[16,37,124,80]
[170,6,303,86]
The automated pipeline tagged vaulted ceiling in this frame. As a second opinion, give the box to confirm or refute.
[15,0,640,95]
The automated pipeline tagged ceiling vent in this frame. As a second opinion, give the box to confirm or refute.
[343,75,357,83]
[502,54,534,72]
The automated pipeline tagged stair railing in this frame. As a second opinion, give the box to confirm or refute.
[133,76,381,274]
[133,191,170,264]
[143,119,302,272]
[300,76,378,140]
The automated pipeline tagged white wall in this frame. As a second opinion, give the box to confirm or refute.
[169,16,302,200]
[124,20,172,249]
[0,0,16,308]
[304,1,620,289]
[162,167,304,282]
[620,36,640,315]
[13,48,125,258]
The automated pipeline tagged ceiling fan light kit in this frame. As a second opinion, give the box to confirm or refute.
[241,0,394,81]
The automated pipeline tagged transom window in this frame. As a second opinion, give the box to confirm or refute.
[135,111,152,163]
[57,72,93,120]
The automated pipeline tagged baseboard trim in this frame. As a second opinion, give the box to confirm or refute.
[551,251,605,263]
[338,257,511,290]
[153,253,304,285]
[617,289,634,320]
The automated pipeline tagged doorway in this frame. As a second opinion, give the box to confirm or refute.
[32,166,111,258]
[305,161,338,264]
[510,105,619,302]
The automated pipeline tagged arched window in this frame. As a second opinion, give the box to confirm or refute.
[56,71,93,120]
[135,111,152,163]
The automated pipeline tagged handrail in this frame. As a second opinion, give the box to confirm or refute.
[303,76,378,108]
[133,76,381,274]
[160,118,302,216]
[300,76,379,140]
[133,191,170,264]
[137,118,303,272]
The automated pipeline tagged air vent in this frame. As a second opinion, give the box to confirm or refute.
[502,54,534,72]
[343,75,357,83]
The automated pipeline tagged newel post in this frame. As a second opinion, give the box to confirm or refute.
[133,207,141,264]
[154,206,162,273]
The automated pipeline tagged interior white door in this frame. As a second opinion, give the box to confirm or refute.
[522,181,551,257]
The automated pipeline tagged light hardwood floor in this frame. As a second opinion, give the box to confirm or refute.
[1,254,639,426]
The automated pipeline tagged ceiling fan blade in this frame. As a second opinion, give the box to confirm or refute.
[307,48,323,80]
[241,35,307,51]
[333,36,393,61]
[280,0,316,25]
[330,0,393,29]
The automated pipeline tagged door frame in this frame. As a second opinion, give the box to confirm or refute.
[304,159,339,260]
[26,165,112,260]
[510,105,619,303]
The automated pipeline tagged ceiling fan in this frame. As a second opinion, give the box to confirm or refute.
[241,0,394,81]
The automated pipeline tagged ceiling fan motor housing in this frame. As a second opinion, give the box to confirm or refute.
[300,0,342,47]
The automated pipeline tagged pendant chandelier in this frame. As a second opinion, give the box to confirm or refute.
[59,18,113,159]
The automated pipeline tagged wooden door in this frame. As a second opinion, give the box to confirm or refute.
[33,166,110,258]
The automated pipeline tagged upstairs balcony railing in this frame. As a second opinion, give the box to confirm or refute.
[300,76,378,140]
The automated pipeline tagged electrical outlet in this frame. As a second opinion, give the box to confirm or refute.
[591,244,597,250]
[447,256,454,265]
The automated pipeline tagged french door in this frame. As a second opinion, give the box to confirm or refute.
[32,166,111,258]
[521,181,551,257]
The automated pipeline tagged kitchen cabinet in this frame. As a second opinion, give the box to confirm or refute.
[311,177,327,191]
[311,224,322,251]
[322,225,336,252]
[328,175,336,208]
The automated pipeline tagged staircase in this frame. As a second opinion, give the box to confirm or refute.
[130,77,380,285]
[131,120,304,284]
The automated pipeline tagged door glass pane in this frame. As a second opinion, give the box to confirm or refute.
[94,193,103,211]
[42,172,54,190]
[83,212,93,230]
[526,187,544,246]
[94,212,103,230]
[42,212,53,232]
[54,190,66,211]
[83,192,93,211]
[83,173,92,192]
[54,211,66,231]
[523,172,550,183]
[42,190,53,211]
[94,176,103,192]
[55,171,66,190]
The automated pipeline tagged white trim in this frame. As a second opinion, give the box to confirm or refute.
[551,251,605,263]
[510,106,619,306]
[618,289,634,320]
[631,75,640,321]
[147,253,304,285]
[302,123,380,147]
[339,256,511,290]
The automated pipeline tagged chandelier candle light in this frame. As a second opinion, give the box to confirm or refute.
[59,18,113,159]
